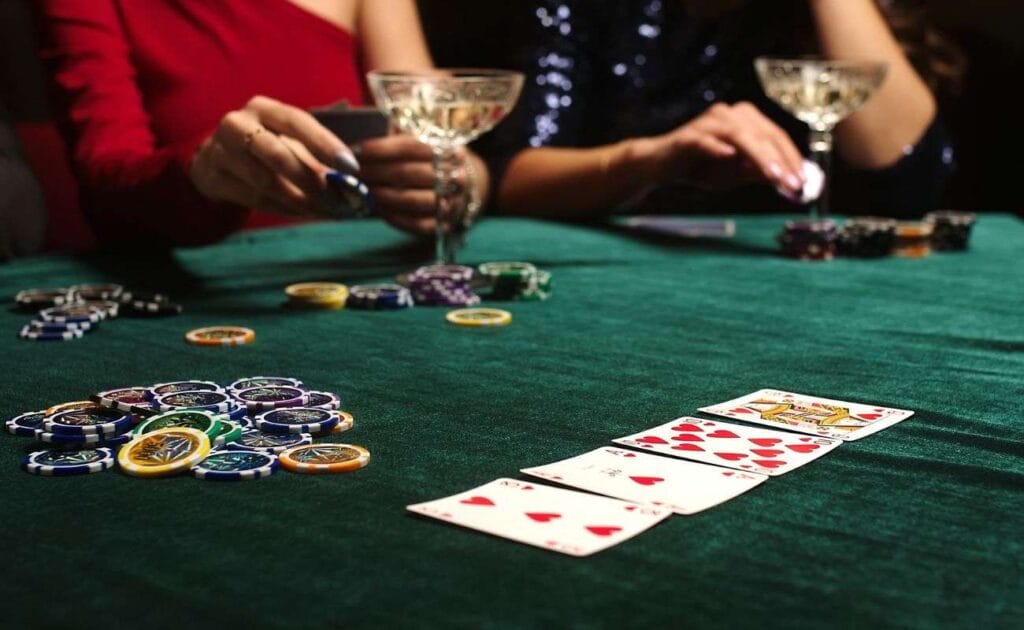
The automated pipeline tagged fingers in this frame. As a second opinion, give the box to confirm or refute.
[373,187,437,217]
[359,160,435,188]
[358,134,435,162]
[245,95,359,172]
[730,102,805,186]
[697,102,803,193]
[213,109,323,196]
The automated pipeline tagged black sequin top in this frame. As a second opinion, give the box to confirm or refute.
[482,0,955,216]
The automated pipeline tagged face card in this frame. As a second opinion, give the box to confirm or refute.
[521,447,766,515]
[406,478,670,557]
[613,417,841,476]
[698,389,914,441]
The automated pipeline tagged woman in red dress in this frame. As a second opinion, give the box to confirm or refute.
[40,0,488,247]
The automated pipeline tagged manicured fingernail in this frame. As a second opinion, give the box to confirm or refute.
[785,174,802,191]
[769,163,784,179]
[335,148,360,174]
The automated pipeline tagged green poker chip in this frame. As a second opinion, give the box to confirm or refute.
[133,409,222,439]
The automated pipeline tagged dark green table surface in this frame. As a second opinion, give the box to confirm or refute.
[1,215,1022,629]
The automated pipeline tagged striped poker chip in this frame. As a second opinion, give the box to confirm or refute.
[225,429,312,454]
[6,411,47,437]
[232,386,308,413]
[34,430,132,446]
[279,443,370,474]
[15,288,76,310]
[43,407,133,436]
[155,390,233,413]
[19,325,85,341]
[332,411,354,434]
[38,304,106,325]
[146,380,224,400]
[212,420,244,448]
[253,407,338,434]
[346,284,414,310]
[227,377,305,392]
[92,387,151,412]
[192,450,279,481]
[68,283,124,301]
[22,447,115,476]
[305,391,341,410]
[28,319,94,333]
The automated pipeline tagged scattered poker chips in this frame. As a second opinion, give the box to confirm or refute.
[926,210,976,251]
[6,411,47,437]
[446,308,513,327]
[118,427,212,478]
[285,282,349,309]
[23,448,115,476]
[347,284,414,310]
[279,443,370,474]
[409,265,481,307]
[192,450,279,481]
[893,221,935,258]
[837,217,898,258]
[477,262,552,301]
[778,219,838,261]
[185,326,256,347]
[254,408,339,434]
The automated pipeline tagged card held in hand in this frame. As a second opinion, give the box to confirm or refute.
[406,478,671,557]
[521,447,766,515]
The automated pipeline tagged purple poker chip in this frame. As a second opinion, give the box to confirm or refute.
[232,386,309,413]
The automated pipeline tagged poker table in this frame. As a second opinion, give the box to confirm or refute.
[2,214,1022,628]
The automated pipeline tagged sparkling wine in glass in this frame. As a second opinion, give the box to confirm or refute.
[367,69,524,263]
[755,57,888,218]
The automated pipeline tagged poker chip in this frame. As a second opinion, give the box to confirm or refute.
[926,210,976,251]
[225,429,313,454]
[212,420,244,447]
[155,390,234,413]
[35,429,133,446]
[44,407,133,436]
[22,448,115,476]
[38,304,106,325]
[279,443,370,474]
[117,291,169,304]
[146,380,224,400]
[78,300,120,318]
[332,411,354,434]
[14,288,75,311]
[233,386,309,413]
[408,265,481,307]
[121,300,184,317]
[192,450,279,481]
[44,400,96,416]
[27,319,94,333]
[837,217,898,258]
[777,219,838,261]
[228,376,305,392]
[69,283,124,301]
[477,262,552,301]
[184,326,255,346]
[19,325,85,341]
[254,407,339,434]
[93,387,151,412]
[323,171,374,219]
[133,409,223,439]
[306,391,341,410]
[893,221,935,258]
[446,308,513,327]
[284,282,349,309]
[117,427,211,478]
[5,411,48,437]
[222,403,247,421]
[346,284,414,310]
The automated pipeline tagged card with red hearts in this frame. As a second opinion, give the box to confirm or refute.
[406,478,671,556]
[613,417,842,476]
[698,389,914,441]
[521,447,767,515]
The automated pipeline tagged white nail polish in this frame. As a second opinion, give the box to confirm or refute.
[335,148,361,174]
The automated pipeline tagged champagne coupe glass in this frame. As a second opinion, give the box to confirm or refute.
[755,57,888,218]
[367,69,524,263]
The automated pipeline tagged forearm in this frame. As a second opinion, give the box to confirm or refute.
[809,0,936,168]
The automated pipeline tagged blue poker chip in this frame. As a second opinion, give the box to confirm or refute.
[28,319,95,333]
[155,390,233,413]
[22,447,115,476]
[324,172,375,219]
[192,450,279,480]
[347,284,414,310]
[227,377,305,392]
[253,407,339,434]
[19,325,85,341]
[225,429,312,454]
[34,429,133,446]
[305,391,341,410]
[146,380,223,401]
[235,417,254,429]
[6,411,47,437]
[43,407,133,436]
[37,304,107,324]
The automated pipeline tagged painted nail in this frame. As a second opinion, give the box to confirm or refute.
[769,163,784,179]
[335,148,361,174]
[785,173,802,191]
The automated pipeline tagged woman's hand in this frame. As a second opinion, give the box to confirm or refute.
[630,101,806,195]
[189,95,361,216]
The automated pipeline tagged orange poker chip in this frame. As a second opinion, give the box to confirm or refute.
[184,326,256,347]
[279,443,369,474]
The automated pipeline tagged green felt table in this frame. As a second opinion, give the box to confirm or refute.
[1,215,1022,629]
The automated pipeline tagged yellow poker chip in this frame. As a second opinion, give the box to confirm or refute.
[445,308,512,327]
[117,427,211,478]
[279,443,369,474]
[285,282,349,308]
[332,411,354,434]
[185,326,255,347]
[44,400,99,416]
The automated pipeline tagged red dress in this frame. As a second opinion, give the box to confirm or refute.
[40,0,366,247]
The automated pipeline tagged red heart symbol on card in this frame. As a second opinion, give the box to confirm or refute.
[625,506,637,511]
[753,459,787,469]
[670,423,703,432]
[787,444,820,453]
[461,496,494,506]
[707,430,739,439]
[623,453,636,458]
[636,436,668,445]
[526,512,561,523]
[857,413,882,420]
[671,434,704,442]
[522,485,534,490]
[722,471,735,477]
[749,438,781,447]
[629,476,664,486]
[751,449,784,458]
[715,452,748,461]
[729,408,752,414]
[672,444,705,452]
[586,526,622,537]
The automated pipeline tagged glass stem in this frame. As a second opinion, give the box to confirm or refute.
[808,127,834,220]
[432,146,461,264]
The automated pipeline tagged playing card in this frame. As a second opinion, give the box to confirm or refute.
[613,417,841,476]
[521,447,767,515]
[406,478,670,557]
[698,389,914,441]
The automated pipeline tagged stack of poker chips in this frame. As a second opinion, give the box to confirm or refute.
[6,376,367,480]
[408,265,481,307]
[777,220,838,261]
[284,282,350,310]
[13,283,182,342]
[836,217,898,258]
[892,221,935,258]
[925,210,977,251]
[477,261,553,301]
[346,284,415,310]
